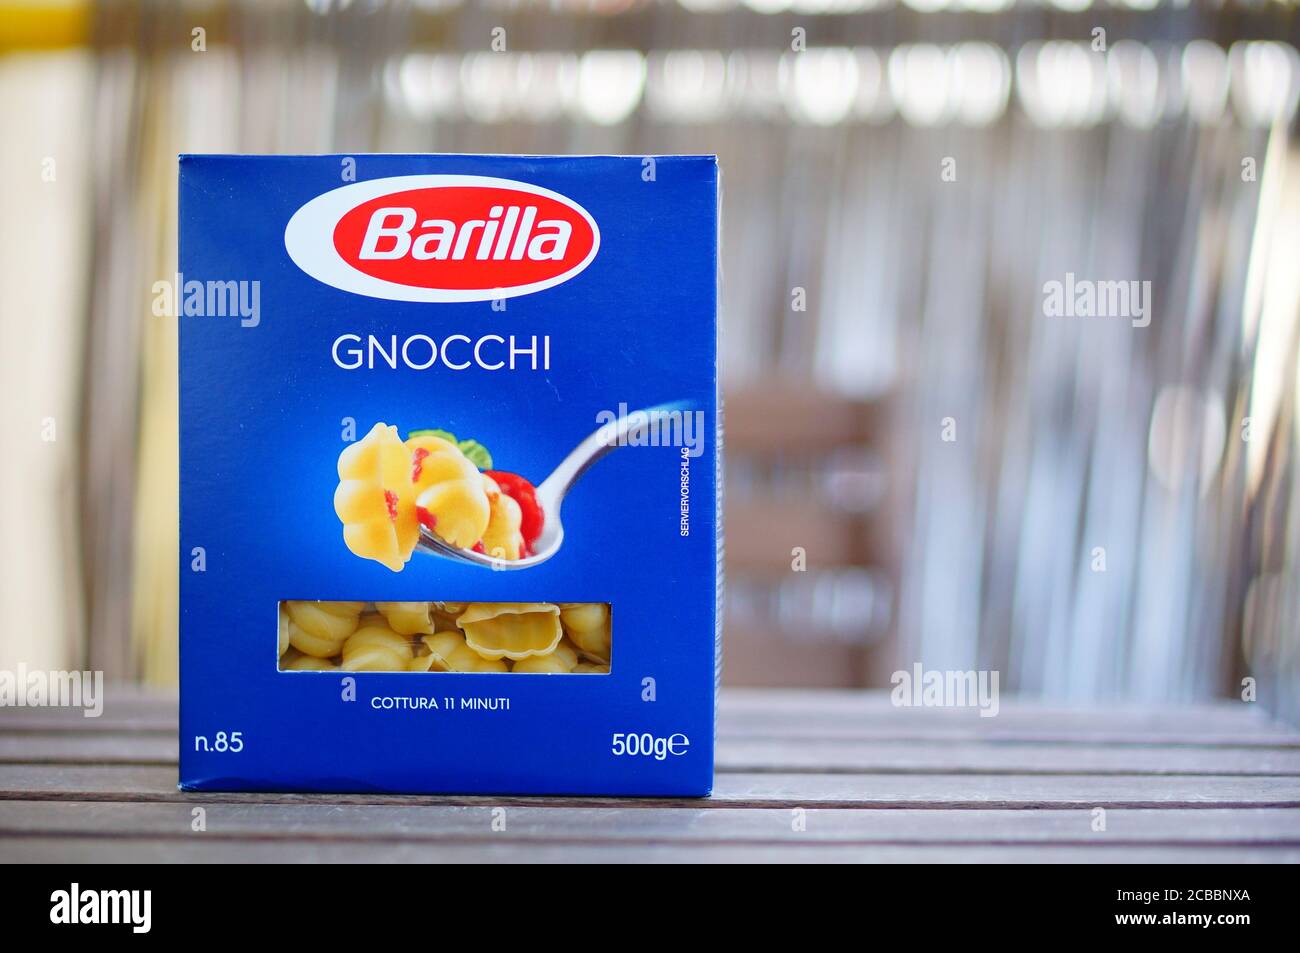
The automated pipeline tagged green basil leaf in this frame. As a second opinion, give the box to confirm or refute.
[457,439,493,470]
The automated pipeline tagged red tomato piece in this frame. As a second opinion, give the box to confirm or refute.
[483,470,544,545]
[411,447,431,483]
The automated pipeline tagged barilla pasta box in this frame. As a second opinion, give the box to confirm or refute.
[178,155,720,795]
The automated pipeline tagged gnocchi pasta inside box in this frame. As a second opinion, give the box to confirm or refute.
[178,155,720,795]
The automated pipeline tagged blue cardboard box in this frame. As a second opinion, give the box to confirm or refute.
[178,154,720,795]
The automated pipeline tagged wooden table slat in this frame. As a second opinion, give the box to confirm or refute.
[3,802,1299,845]
[2,764,1298,809]
[5,838,1297,863]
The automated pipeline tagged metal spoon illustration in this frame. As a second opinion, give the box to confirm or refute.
[415,403,688,570]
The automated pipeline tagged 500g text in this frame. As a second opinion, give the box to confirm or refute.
[610,732,690,761]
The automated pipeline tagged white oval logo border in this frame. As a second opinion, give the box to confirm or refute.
[283,174,601,303]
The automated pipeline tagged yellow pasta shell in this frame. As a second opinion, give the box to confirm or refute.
[569,631,611,663]
[285,601,362,657]
[341,622,413,672]
[559,603,609,633]
[407,654,437,672]
[278,605,291,657]
[511,639,580,674]
[559,604,611,663]
[572,661,611,674]
[374,601,436,635]
[480,476,525,561]
[334,423,419,572]
[432,602,467,630]
[420,631,508,673]
[457,603,563,661]
[285,600,364,636]
[406,435,490,549]
[281,649,339,671]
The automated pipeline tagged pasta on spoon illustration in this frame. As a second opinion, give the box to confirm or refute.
[334,405,676,571]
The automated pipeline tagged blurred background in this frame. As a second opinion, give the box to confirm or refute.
[1,0,1297,717]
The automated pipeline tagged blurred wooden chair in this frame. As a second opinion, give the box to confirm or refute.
[722,382,895,688]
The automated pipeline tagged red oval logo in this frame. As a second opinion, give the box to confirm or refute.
[284,175,601,303]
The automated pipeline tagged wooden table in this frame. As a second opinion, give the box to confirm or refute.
[2,689,1299,862]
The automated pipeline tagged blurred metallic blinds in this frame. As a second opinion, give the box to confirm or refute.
[383,42,1300,135]
[0,47,91,677]
[1240,136,1300,724]
[884,106,1296,704]
[53,0,1298,703]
